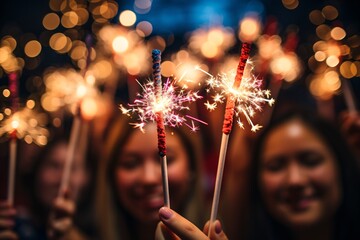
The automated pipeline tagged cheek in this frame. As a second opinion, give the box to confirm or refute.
[115,169,136,192]
[167,158,190,184]
[260,172,284,197]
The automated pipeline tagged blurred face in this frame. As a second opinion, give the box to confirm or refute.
[259,119,341,230]
[36,142,88,207]
[115,123,191,223]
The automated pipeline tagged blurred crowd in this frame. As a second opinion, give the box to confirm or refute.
[0,97,359,240]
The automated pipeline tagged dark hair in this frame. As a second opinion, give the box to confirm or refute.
[249,109,360,240]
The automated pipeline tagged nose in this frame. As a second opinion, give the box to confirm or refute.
[286,162,308,187]
[140,159,161,185]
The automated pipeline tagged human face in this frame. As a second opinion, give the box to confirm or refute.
[36,142,88,207]
[259,119,342,230]
[115,123,191,223]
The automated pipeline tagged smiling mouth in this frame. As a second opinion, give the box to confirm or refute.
[137,194,164,209]
[284,195,316,211]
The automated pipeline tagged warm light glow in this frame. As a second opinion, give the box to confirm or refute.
[239,16,261,42]
[326,55,339,67]
[309,10,325,25]
[282,0,299,10]
[11,119,19,129]
[316,24,331,40]
[314,51,327,62]
[3,89,10,97]
[340,61,357,79]
[26,99,35,109]
[331,27,346,40]
[76,84,87,98]
[0,47,10,64]
[119,10,136,27]
[161,61,176,77]
[61,11,79,28]
[24,40,42,58]
[43,13,60,30]
[92,60,113,80]
[322,5,338,21]
[1,36,17,51]
[53,117,61,127]
[112,36,129,53]
[81,97,98,120]
[49,33,67,51]
[201,42,218,59]
[257,35,282,59]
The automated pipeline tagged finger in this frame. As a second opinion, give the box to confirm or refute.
[52,197,75,217]
[49,217,72,234]
[155,222,179,240]
[0,230,18,239]
[205,220,228,240]
[159,207,208,240]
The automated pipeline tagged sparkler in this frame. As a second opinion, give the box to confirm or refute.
[204,42,274,235]
[120,49,206,207]
[1,72,48,205]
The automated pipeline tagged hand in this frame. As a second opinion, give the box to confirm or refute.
[155,207,228,240]
[47,190,75,240]
[0,201,18,240]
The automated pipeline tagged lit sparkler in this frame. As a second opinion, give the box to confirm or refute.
[120,66,205,132]
[205,42,274,235]
[0,107,49,146]
[120,49,206,207]
[199,55,275,132]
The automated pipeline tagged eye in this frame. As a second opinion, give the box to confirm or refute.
[118,155,142,170]
[262,157,286,172]
[298,151,324,167]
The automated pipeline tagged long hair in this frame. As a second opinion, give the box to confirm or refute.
[248,109,360,240]
[95,113,206,240]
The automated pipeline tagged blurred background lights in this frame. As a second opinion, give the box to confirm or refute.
[282,0,299,10]
[119,10,136,27]
[136,21,153,37]
[24,40,42,58]
[112,36,129,53]
[322,5,338,21]
[238,16,261,42]
[3,89,10,97]
[43,13,60,30]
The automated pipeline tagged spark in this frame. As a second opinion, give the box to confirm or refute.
[0,108,49,145]
[201,60,274,131]
[120,77,205,131]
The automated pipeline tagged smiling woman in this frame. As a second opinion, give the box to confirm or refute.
[248,110,360,240]
[94,112,206,240]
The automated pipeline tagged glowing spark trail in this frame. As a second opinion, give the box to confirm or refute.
[120,70,204,132]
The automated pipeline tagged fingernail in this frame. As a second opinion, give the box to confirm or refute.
[215,220,222,234]
[159,207,173,220]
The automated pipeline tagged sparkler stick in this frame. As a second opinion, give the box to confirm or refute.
[7,72,19,206]
[59,110,82,195]
[341,77,358,114]
[152,49,170,207]
[208,42,252,235]
[58,34,93,197]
